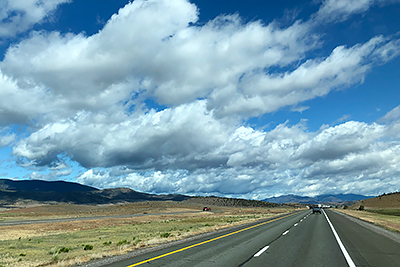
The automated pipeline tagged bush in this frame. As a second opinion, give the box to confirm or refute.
[103,241,112,246]
[160,232,171,238]
[343,205,349,209]
[117,240,130,246]
[58,247,70,253]
[83,244,93,251]
[358,205,365,211]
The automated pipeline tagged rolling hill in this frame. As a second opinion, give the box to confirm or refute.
[0,179,286,208]
[0,179,189,205]
[0,178,98,192]
[351,192,400,209]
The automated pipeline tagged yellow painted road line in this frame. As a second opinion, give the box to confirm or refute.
[127,213,296,267]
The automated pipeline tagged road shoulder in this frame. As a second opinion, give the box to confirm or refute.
[332,209,400,244]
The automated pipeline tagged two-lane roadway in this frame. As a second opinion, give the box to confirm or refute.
[98,209,400,267]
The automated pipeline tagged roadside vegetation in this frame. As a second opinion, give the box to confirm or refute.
[338,208,400,233]
[0,202,293,267]
[366,209,400,217]
[337,192,400,233]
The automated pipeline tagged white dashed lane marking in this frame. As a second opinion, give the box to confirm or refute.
[252,212,310,259]
[254,246,270,257]
[282,230,290,236]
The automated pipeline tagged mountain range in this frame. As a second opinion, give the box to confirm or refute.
[0,179,373,206]
[263,194,372,204]
[0,179,189,205]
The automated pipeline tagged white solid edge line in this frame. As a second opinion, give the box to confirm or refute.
[254,245,270,257]
[322,209,356,267]
[294,223,298,227]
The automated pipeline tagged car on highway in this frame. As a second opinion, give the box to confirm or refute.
[203,207,211,211]
[312,206,322,214]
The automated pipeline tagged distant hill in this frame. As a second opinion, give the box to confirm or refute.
[351,192,400,209]
[0,179,189,205]
[263,195,316,204]
[185,196,284,208]
[264,194,371,204]
[0,179,292,208]
[0,179,98,192]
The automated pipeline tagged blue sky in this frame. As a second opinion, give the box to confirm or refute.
[0,0,400,199]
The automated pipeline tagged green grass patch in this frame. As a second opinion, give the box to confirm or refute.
[83,244,93,250]
[367,209,400,216]
[160,232,171,238]
[116,240,130,246]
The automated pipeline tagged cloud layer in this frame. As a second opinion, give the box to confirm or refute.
[1,0,400,198]
[0,0,70,38]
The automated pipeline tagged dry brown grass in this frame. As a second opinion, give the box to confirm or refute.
[351,192,400,209]
[337,209,400,232]
[345,192,400,232]
[0,202,294,267]
[0,201,199,221]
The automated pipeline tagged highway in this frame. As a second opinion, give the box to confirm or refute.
[98,209,400,267]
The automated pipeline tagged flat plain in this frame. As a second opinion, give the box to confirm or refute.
[0,201,293,267]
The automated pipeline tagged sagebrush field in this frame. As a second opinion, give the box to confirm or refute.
[0,201,292,267]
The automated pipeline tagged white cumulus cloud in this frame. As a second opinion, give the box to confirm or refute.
[1,0,400,197]
[0,0,70,38]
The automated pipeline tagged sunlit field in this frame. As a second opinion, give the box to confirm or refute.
[337,209,400,233]
[0,202,293,267]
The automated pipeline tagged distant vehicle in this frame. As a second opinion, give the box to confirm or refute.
[203,207,211,211]
[312,206,322,214]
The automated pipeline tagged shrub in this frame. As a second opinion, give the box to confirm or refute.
[358,205,365,211]
[59,247,70,253]
[343,205,348,209]
[160,232,171,238]
[117,240,130,246]
[83,244,93,251]
[103,241,112,246]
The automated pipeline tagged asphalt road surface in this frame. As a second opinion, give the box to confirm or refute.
[97,209,400,267]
